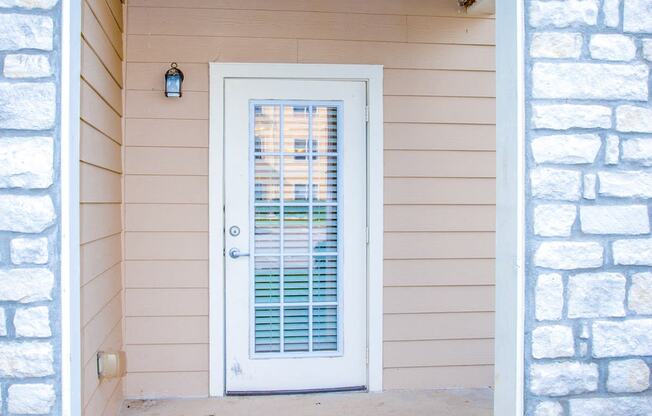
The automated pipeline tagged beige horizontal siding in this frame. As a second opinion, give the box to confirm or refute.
[82,264,122,327]
[384,69,495,97]
[124,0,495,395]
[126,90,208,119]
[106,0,123,29]
[125,232,208,260]
[128,7,408,42]
[298,40,494,71]
[384,339,495,367]
[125,119,208,147]
[406,15,495,44]
[385,232,495,259]
[126,316,209,345]
[125,288,209,317]
[80,203,122,244]
[125,147,208,175]
[83,0,122,85]
[125,65,496,98]
[124,372,209,398]
[87,0,123,58]
[82,293,122,366]
[82,41,122,114]
[80,0,124,413]
[385,286,495,314]
[80,122,122,173]
[384,365,494,389]
[101,381,125,416]
[125,204,208,232]
[81,233,121,286]
[385,178,496,205]
[384,123,495,151]
[82,322,123,414]
[80,162,121,203]
[125,260,208,288]
[81,81,122,142]
[384,259,495,287]
[127,35,298,63]
[126,62,209,91]
[385,96,495,124]
[124,176,208,204]
[384,151,496,178]
[126,344,209,372]
[384,312,495,341]
[385,206,496,232]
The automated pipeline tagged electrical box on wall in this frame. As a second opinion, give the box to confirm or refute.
[97,351,126,380]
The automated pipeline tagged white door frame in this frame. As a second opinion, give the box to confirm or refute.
[208,63,384,397]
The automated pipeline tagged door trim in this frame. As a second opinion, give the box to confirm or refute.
[62,0,82,413]
[208,63,384,397]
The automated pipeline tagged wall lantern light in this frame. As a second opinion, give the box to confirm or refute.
[164,62,184,98]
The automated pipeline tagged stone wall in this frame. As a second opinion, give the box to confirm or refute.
[525,0,652,414]
[0,0,60,415]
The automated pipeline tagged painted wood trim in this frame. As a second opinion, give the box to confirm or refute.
[208,63,384,396]
[366,66,384,392]
[61,0,82,413]
[208,62,225,397]
[494,0,525,414]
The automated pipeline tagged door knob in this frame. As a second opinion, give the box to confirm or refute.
[229,248,250,259]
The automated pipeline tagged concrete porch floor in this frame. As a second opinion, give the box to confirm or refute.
[120,388,493,416]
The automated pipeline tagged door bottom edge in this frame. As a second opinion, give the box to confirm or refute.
[226,385,367,396]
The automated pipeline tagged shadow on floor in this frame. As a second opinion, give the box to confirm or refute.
[120,388,493,416]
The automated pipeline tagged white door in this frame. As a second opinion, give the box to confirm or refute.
[224,78,368,394]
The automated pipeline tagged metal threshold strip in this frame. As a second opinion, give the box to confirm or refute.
[227,385,367,396]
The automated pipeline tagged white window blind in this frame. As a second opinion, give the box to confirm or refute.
[250,102,341,356]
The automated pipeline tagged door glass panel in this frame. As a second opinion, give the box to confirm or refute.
[283,206,310,253]
[254,307,281,353]
[312,256,337,302]
[313,206,338,252]
[254,105,280,153]
[254,156,280,202]
[312,306,338,351]
[312,156,338,202]
[283,105,309,152]
[284,307,310,352]
[284,157,309,202]
[313,106,338,153]
[251,102,341,356]
[254,206,280,254]
[283,256,309,303]
[254,256,280,304]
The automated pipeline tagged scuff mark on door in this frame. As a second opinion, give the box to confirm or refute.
[231,361,242,376]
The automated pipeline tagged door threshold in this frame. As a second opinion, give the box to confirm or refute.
[227,385,367,396]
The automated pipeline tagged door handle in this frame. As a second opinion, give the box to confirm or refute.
[229,248,250,259]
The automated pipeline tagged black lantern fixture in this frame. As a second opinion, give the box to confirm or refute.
[164,62,184,98]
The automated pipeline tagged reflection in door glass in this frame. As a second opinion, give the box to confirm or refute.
[251,102,340,355]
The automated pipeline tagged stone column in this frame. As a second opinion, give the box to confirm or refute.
[0,0,60,414]
[524,0,652,414]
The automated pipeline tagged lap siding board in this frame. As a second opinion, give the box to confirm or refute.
[123,0,496,397]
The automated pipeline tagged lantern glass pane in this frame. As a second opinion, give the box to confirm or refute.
[166,74,181,97]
